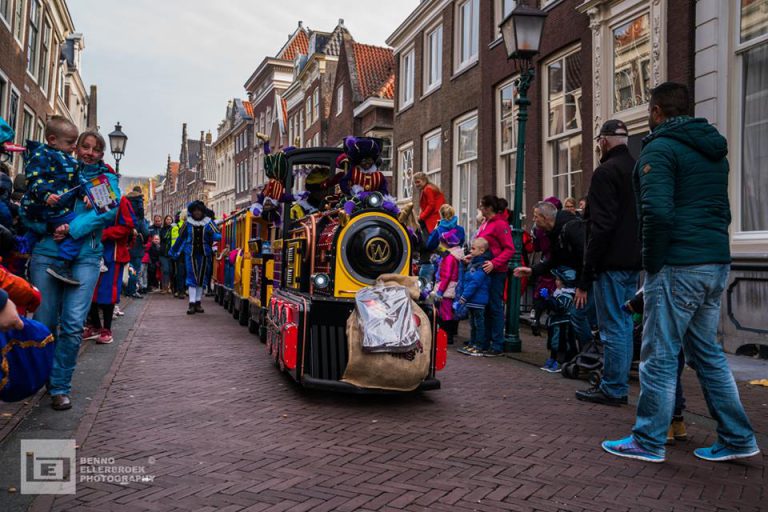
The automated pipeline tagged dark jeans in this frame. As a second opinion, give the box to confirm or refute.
[89,303,115,330]
[469,307,486,349]
[175,258,186,293]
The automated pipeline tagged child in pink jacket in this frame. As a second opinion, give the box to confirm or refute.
[433,229,463,344]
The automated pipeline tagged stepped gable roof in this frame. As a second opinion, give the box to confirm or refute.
[188,139,201,169]
[352,43,395,100]
[276,26,309,61]
[321,23,350,56]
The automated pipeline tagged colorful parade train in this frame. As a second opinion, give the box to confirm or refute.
[212,144,447,393]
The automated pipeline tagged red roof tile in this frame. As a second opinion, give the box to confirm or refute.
[278,29,309,61]
[352,43,395,99]
[169,162,180,177]
[376,74,395,100]
[243,100,254,118]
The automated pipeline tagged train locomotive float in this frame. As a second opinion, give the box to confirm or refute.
[213,144,447,393]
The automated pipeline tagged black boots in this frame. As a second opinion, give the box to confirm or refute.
[187,303,196,315]
[194,301,204,313]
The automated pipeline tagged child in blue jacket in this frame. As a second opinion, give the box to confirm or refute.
[455,237,491,356]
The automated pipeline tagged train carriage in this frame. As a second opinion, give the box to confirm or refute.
[219,147,447,393]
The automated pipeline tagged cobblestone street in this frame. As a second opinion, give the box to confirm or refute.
[1,295,765,512]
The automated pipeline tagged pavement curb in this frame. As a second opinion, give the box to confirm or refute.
[28,297,151,512]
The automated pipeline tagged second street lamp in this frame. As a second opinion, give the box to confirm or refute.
[108,122,128,173]
[499,5,547,353]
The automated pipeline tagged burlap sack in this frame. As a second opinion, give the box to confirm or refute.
[341,275,432,392]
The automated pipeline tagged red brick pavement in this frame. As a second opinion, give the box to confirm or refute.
[42,295,765,512]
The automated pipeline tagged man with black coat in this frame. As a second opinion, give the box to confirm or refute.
[514,200,592,349]
[125,186,148,298]
[575,120,642,406]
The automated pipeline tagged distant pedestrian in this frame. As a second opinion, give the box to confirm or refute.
[575,119,642,407]
[169,201,220,314]
[602,82,760,463]
[563,197,577,215]
[125,186,147,298]
[159,215,174,293]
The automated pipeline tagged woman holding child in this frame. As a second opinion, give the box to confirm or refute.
[458,195,514,357]
[25,122,121,410]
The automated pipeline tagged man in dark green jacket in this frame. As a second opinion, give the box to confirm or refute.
[602,82,759,464]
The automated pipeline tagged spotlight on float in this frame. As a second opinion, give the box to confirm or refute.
[365,192,384,209]
[312,273,330,289]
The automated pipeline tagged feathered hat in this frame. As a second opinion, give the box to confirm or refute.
[343,136,382,165]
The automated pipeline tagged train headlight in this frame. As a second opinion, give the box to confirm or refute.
[365,192,384,209]
[312,273,330,289]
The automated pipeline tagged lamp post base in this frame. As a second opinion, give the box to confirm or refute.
[503,334,522,353]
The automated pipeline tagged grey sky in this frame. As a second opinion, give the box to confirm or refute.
[67,0,417,178]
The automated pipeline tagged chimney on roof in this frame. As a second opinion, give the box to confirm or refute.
[180,123,189,169]
[199,131,206,178]
[298,21,303,28]
[87,85,98,129]
[205,131,212,145]
[338,18,344,26]
[166,154,171,172]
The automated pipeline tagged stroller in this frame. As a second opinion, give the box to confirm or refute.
[561,290,643,386]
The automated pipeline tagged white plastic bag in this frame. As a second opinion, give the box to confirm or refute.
[355,285,420,353]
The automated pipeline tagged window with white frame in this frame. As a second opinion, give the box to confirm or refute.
[545,48,583,200]
[8,88,19,134]
[424,24,442,94]
[454,113,478,235]
[26,1,40,77]
[312,88,319,122]
[613,13,651,113]
[497,78,523,210]
[0,74,7,118]
[422,129,442,189]
[379,136,393,176]
[13,0,24,43]
[305,96,312,124]
[21,108,32,142]
[739,0,768,233]
[0,0,10,26]
[399,48,415,109]
[35,118,43,141]
[456,0,479,71]
[38,16,51,93]
[494,0,517,38]
[336,86,343,115]
[397,142,414,200]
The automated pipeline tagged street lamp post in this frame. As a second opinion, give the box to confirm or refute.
[499,5,547,353]
[108,122,128,173]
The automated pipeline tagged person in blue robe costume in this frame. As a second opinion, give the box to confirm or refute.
[0,289,55,402]
[169,201,220,315]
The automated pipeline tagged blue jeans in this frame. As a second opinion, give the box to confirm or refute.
[594,270,640,398]
[632,264,758,456]
[50,212,84,262]
[159,256,171,288]
[469,307,486,348]
[674,350,686,416]
[125,252,143,296]
[30,253,100,396]
[571,283,595,348]
[484,272,506,352]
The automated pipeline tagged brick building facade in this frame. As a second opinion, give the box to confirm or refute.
[1,0,95,175]
[388,0,694,235]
